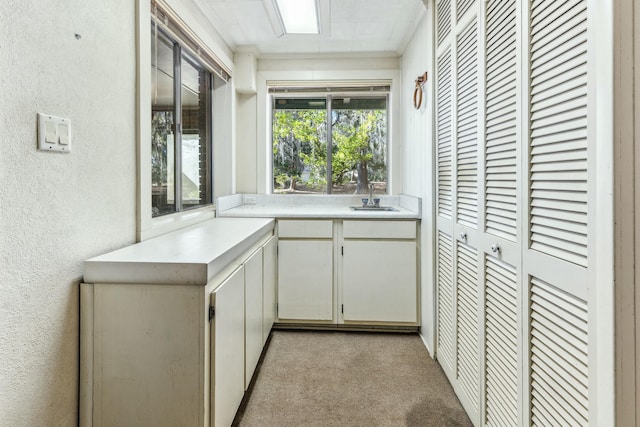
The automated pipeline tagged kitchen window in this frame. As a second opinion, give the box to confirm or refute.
[271,87,388,195]
[151,23,212,217]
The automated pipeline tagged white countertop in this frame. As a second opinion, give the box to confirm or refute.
[84,218,274,285]
[217,194,421,219]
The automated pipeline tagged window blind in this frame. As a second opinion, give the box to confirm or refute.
[151,0,231,81]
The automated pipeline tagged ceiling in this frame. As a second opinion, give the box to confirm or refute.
[196,0,427,56]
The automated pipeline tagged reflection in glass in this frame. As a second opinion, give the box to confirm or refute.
[181,53,211,209]
[151,28,176,216]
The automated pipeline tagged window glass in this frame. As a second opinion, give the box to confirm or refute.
[331,97,387,195]
[273,98,327,193]
[181,54,211,209]
[151,24,212,217]
[272,94,387,194]
[151,30,176,216]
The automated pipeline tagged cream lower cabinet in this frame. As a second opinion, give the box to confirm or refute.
[212,265,246,427]
[80,233,276,427]
[262,236,277,345]
[243,247,264,391]
[276,219,418,327]
[341,221,418,324]
[277,220,334,323]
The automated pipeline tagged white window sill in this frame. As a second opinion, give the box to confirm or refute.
[138,205,216,241]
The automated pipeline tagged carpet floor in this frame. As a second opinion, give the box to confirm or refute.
[233,330,473,427]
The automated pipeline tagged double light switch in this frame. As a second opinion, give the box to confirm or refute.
[38,113,71,152]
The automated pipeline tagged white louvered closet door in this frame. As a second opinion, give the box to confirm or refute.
[435,0,482,422]
[434,0,599,425]
[524,0,591,425]
[480,0,523,426]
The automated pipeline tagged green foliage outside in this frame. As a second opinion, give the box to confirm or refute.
[273,110,327,192]
[151,111,172,186]
[273,109,386,193]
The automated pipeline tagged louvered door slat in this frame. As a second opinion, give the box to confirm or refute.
[529,0,588,268]
[456,20,478,228]
[530,336,588,393]
[457,242,479,410]
[531,86,584,112]
[437,232,454,370]
[485,0,517,242]
[487,372,517,414]
[485,255,518,426]
[437,50,453,219]
[486,95,514,120]
[457,0,474,20]
[529,149,586,166]
[437,0,452,46]
[530,327,588,374]
[530,277,588,426]
[531,374,587,425]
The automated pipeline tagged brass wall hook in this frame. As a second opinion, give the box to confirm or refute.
[413,71,428,110]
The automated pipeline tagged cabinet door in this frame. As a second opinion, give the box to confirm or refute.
[262,236,277,344]
[244,248,263,390]
[342,241,417,323]
[277,240,333,321]
[211,266,245,427]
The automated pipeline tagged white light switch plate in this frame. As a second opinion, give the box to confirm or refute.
[38,113,71,152]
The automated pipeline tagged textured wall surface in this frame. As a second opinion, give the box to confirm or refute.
[0,0,136,424]
[400,8,435,353]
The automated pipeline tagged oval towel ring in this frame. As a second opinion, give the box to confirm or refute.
[413,72,428,110]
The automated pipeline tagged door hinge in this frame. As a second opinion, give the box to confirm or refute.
[341,304,344,314]
[341,246,344,256]
[209,305,215,321]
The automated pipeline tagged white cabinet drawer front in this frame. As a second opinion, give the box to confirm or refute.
[278,220,333,238]
[343,220,416,239]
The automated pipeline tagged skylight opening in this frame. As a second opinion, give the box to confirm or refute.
[275,0,319,34]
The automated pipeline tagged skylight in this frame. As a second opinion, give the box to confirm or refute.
[275,0,319,34]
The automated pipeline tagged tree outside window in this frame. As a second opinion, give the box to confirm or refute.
[272,95,387,195]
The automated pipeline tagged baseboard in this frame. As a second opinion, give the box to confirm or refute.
[272,322,419,333]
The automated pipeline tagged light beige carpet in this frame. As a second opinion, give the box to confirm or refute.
[234,330,473,427]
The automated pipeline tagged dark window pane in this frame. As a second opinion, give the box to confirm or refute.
[151,29,176,216]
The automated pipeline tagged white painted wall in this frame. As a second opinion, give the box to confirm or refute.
[0,0,137,425]
[400,7,435,354]
[236,93,258,193]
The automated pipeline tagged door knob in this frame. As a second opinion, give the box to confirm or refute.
[491,243,501,254]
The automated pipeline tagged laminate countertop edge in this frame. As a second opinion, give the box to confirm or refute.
[83,218,275,285]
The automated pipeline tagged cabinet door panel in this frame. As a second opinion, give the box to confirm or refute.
[212,266,245,427]
[342,241,417,323]
[278,240,333,321]
[244,249,263,390]
[262,237,277,344]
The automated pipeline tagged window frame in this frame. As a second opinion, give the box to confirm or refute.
[270,89,391,195]
[151,25,214,217]
[137,0,232,241]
